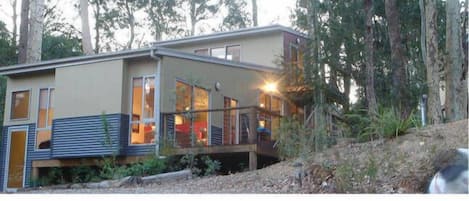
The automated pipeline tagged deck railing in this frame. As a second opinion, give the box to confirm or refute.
[161,106,281,149]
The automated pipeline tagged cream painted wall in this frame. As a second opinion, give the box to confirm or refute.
[160,56,276,128]
[3,72,55,126]
[54,60,124,119]
[121,58,157,115]
[165,32,284,68]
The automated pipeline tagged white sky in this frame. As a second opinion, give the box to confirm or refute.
[0,0,297,47]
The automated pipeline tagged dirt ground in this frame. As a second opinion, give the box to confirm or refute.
[22,119,468,194]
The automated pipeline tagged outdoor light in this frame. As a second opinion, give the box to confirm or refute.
[263,82,278,93]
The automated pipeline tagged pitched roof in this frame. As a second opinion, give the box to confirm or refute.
[0,47,279,76]
[153,24,307,47]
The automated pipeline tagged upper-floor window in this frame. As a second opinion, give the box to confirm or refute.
[194,45,241,62]
[130,76,155,145]
[210,47,226,59]
[10,90,30,120]
[226,45,240,62]
[195,48,209,56]
[36,88,54,150]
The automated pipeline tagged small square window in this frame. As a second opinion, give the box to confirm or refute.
[210,47,226,59]
[194,49,209,56]
[11,90,30,120]
[226,45,240,62]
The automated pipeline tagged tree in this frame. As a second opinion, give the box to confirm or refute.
[251,0,257,26]
[9,0,18,47]
[145,0,184,41]
[0,21,17,66]
[384,0,410,116]
[221,0,250,31]
[444,0,467,121]
[18,0,29,63]
[423,0,443,124]
[114,0,146,49]
[188,0,220,35]
[80,0,94,55]
[364,0,377,119]
[26,0,45,63]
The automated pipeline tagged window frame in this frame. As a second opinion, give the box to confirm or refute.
[223,97,239,145]
[35,87,54,151]
[225,44,241,62]
[10,89,32,121]
[174,78,211,147]
[194,48,209,56]
[129,75,157,146]
[202,44,241,62]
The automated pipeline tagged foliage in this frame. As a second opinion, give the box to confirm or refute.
[276,116,335,160]
[176,154,221,176]
[0,21,17,66]
[361,107,417,141]
[41,34,83,61]
[123,156,167,177]
[144,0,186,41]
[219,0,250,31]
[187,0,221,35]
[70,164,100,183]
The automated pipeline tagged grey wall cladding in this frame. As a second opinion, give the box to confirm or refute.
[51,114,123,158]
[211,126,222,145]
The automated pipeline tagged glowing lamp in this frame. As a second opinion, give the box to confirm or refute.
[263,82,278,93]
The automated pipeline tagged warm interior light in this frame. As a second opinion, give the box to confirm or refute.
[263,82,278,93]
[175,115,183,125]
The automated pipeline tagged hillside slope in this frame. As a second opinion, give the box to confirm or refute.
[26,119,468,193]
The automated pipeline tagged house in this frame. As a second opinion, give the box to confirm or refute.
[0,25,307,191]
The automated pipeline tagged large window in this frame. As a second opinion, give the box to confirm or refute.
[130,76,155,145]
[258,92,283,140]
[288,44,304,85]
[10,90,30,120]
[223,97,238,145]
[175,80,209,147]
[36,88,54,150]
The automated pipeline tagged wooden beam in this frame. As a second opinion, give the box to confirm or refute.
[32,156,150,168]
[248,107,257,144]
[172,144,257,155]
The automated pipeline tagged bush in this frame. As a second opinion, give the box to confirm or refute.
[175,154,221,176]
[363,107,416,140]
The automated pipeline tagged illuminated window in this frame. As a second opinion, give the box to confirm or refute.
[130,76,156,145]
[36,88,54,150]
[11,90,30,120]
[175,80,209,147]
[223,97,238,145]
[258,92,283,140]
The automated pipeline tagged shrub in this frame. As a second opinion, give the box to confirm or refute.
[363,107,416,140]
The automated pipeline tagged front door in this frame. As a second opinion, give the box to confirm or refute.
[5,128,28,189]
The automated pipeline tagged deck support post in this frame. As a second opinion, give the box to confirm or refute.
[31,167,39,181]
[249,151,257,171]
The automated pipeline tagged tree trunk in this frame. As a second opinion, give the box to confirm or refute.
[26,0,45,63]
[190,1,196,36]
[18,0,29,64]
[80,0,93,55]
[444,0,467,121]
[424,0,442,124]
[94,2,101,54]
[419,0,426,66]
[385,0,409,117]
[364,0,378,119]
[252,0,258,26]
[124,0,135,49]
[11,0,18,47]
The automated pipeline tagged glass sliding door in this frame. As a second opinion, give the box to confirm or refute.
[175,81,209,147]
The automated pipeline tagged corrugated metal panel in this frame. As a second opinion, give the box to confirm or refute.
[211,126,222,146]
[51,114,122,158]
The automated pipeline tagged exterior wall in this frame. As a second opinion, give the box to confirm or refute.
[162,32,284,68]
[51,114,123,158]
[3,72,55,126]
[54,60,124,119]
[160,56,271,130]
[283,32,307,63]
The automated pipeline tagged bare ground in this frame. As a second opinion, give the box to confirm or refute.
[23,119,468,194]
